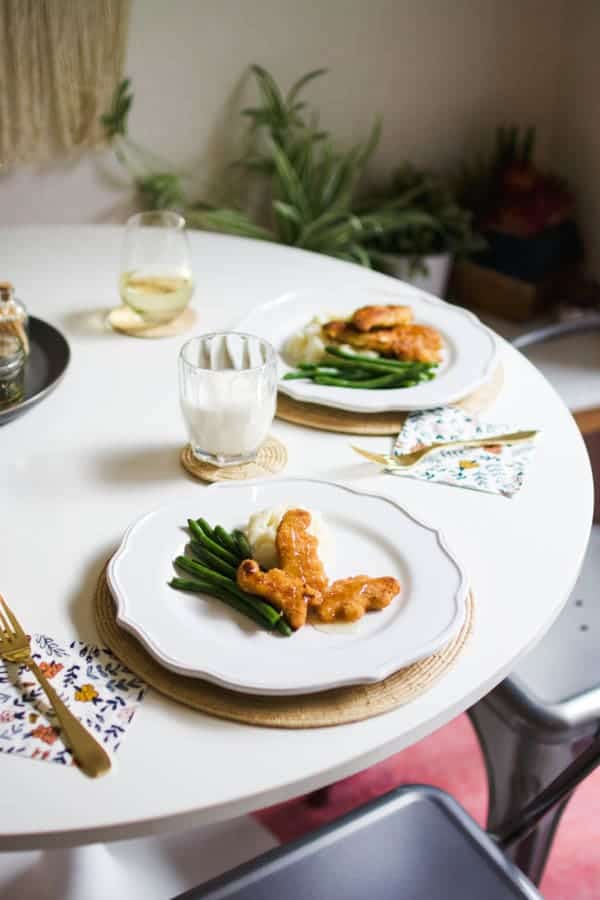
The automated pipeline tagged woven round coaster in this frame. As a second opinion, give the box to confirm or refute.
[94,566,474,729]
[276,363,504,435]
[108,305,197,338]
[180,436,287,482]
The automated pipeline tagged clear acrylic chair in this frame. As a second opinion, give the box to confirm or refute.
[467,313,600,884]
[175,732,600,899]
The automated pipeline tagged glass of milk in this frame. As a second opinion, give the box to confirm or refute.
[179,333,278,466]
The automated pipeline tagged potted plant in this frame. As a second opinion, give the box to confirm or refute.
[451,126,584,320]
[366,164,484,296]
[102,68,433,268]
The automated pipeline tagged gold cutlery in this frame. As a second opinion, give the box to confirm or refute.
[352,430,539,470]
[0,594,111,778]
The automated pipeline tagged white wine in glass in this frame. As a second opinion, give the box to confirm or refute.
[120,211,194,325]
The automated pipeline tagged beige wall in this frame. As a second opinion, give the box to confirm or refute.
[553,0,600,278]
[0,0,570,230]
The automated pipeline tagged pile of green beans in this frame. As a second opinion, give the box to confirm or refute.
[283,345,438,389]
[169,518,292,637]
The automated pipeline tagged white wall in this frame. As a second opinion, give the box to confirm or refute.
[0,0,566,225]
[553,0,600,278]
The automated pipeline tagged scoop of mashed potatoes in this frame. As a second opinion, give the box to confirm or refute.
[245,506,332,570]
[283,316,328,366]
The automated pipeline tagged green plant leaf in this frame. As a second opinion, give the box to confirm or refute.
[100,78,133,138]
[356,115,382,168]
[271,143,310,219]
[250,64,287,125]
[186,208,275,241]
[347,242,372,267]
[286,68,327,104]
[136,173,185,210]
[297,208,347,246]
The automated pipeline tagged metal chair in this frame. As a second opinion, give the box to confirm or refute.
[467,313,600,884]
[175,732,600,899]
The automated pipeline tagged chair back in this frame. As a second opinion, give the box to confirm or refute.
[176,786,541,899]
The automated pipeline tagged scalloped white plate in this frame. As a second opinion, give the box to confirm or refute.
[235,285,498,412]
[107,480,469,696]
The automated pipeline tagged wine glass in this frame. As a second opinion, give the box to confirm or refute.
[119,211,194,325]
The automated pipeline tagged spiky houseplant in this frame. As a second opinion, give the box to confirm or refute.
[101,68,434,267]
[187,66,435,266]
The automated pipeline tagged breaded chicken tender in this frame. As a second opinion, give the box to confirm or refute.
[351,304,413,332]
[276,509,328,598]
[316,576,400,623]
[322,320,442,363]
[237,559,321,630]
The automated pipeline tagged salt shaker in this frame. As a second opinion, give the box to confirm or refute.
[0,282,28,409]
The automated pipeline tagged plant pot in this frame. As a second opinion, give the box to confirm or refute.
[379,252,453,298]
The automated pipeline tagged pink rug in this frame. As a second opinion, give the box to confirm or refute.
[255,714,600,897]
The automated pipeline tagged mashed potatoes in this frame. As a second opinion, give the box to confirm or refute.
[245,506,332,570]
[283,316,329,366]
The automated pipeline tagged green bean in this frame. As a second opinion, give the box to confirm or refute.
[213,525,240,556]
[195,518,215,538]
[233,529,252,560]
[314,372,409,389]
[174,556,281,626]
[325,345,438,373]
[187,519,239,566]
[276,618,293,637]
[169,577,274,631]
[189,541,238,579]
[283,370,319,380]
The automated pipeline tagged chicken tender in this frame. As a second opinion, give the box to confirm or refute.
[390,323,443,364]
[351,304,413,332]
[237,559,321,630]
[276,509,328,598]
[322,320,442,363]
[317,576,400,623]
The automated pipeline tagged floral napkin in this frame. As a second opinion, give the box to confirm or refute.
[0,635,145,767]
[390,406,539,497]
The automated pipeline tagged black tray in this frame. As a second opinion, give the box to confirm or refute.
[0,317,70,425]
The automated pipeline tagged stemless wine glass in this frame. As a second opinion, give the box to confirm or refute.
[179,333,278,467]
[119,210,194,325]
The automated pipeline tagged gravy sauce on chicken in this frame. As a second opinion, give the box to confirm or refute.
[236,508,401,631]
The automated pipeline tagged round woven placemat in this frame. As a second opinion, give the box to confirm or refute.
[95,567,474,729]
[276,364,504,435]
[180,436,287,482]
[108,305,197,338]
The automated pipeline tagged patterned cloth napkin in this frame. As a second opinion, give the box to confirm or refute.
[0,635,145,766]
[390,406,539,497]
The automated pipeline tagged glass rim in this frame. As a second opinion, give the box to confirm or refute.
[179,332,278,374]
[125,210,186,230]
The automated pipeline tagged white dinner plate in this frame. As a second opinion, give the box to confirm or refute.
[235,285,498,412]
[107,479,469,696]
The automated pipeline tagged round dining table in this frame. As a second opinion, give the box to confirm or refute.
[0,226,593,894]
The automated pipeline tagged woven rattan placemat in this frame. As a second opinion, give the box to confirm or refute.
[108,306,197,338]
[180,436,287,483]
[276,364,503,435]
[95,567,474,728]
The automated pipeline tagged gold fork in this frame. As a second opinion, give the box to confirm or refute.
[0,594,111,778]
[352,430,539,470]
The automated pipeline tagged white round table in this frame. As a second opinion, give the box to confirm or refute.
[0,226,593,856]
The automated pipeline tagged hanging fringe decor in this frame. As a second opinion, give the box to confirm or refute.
[0,0,131,166]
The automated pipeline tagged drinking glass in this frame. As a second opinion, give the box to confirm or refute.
[179,333,277,466]
[120,210,194,325]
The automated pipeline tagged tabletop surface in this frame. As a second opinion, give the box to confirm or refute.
[0,225,593,850]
